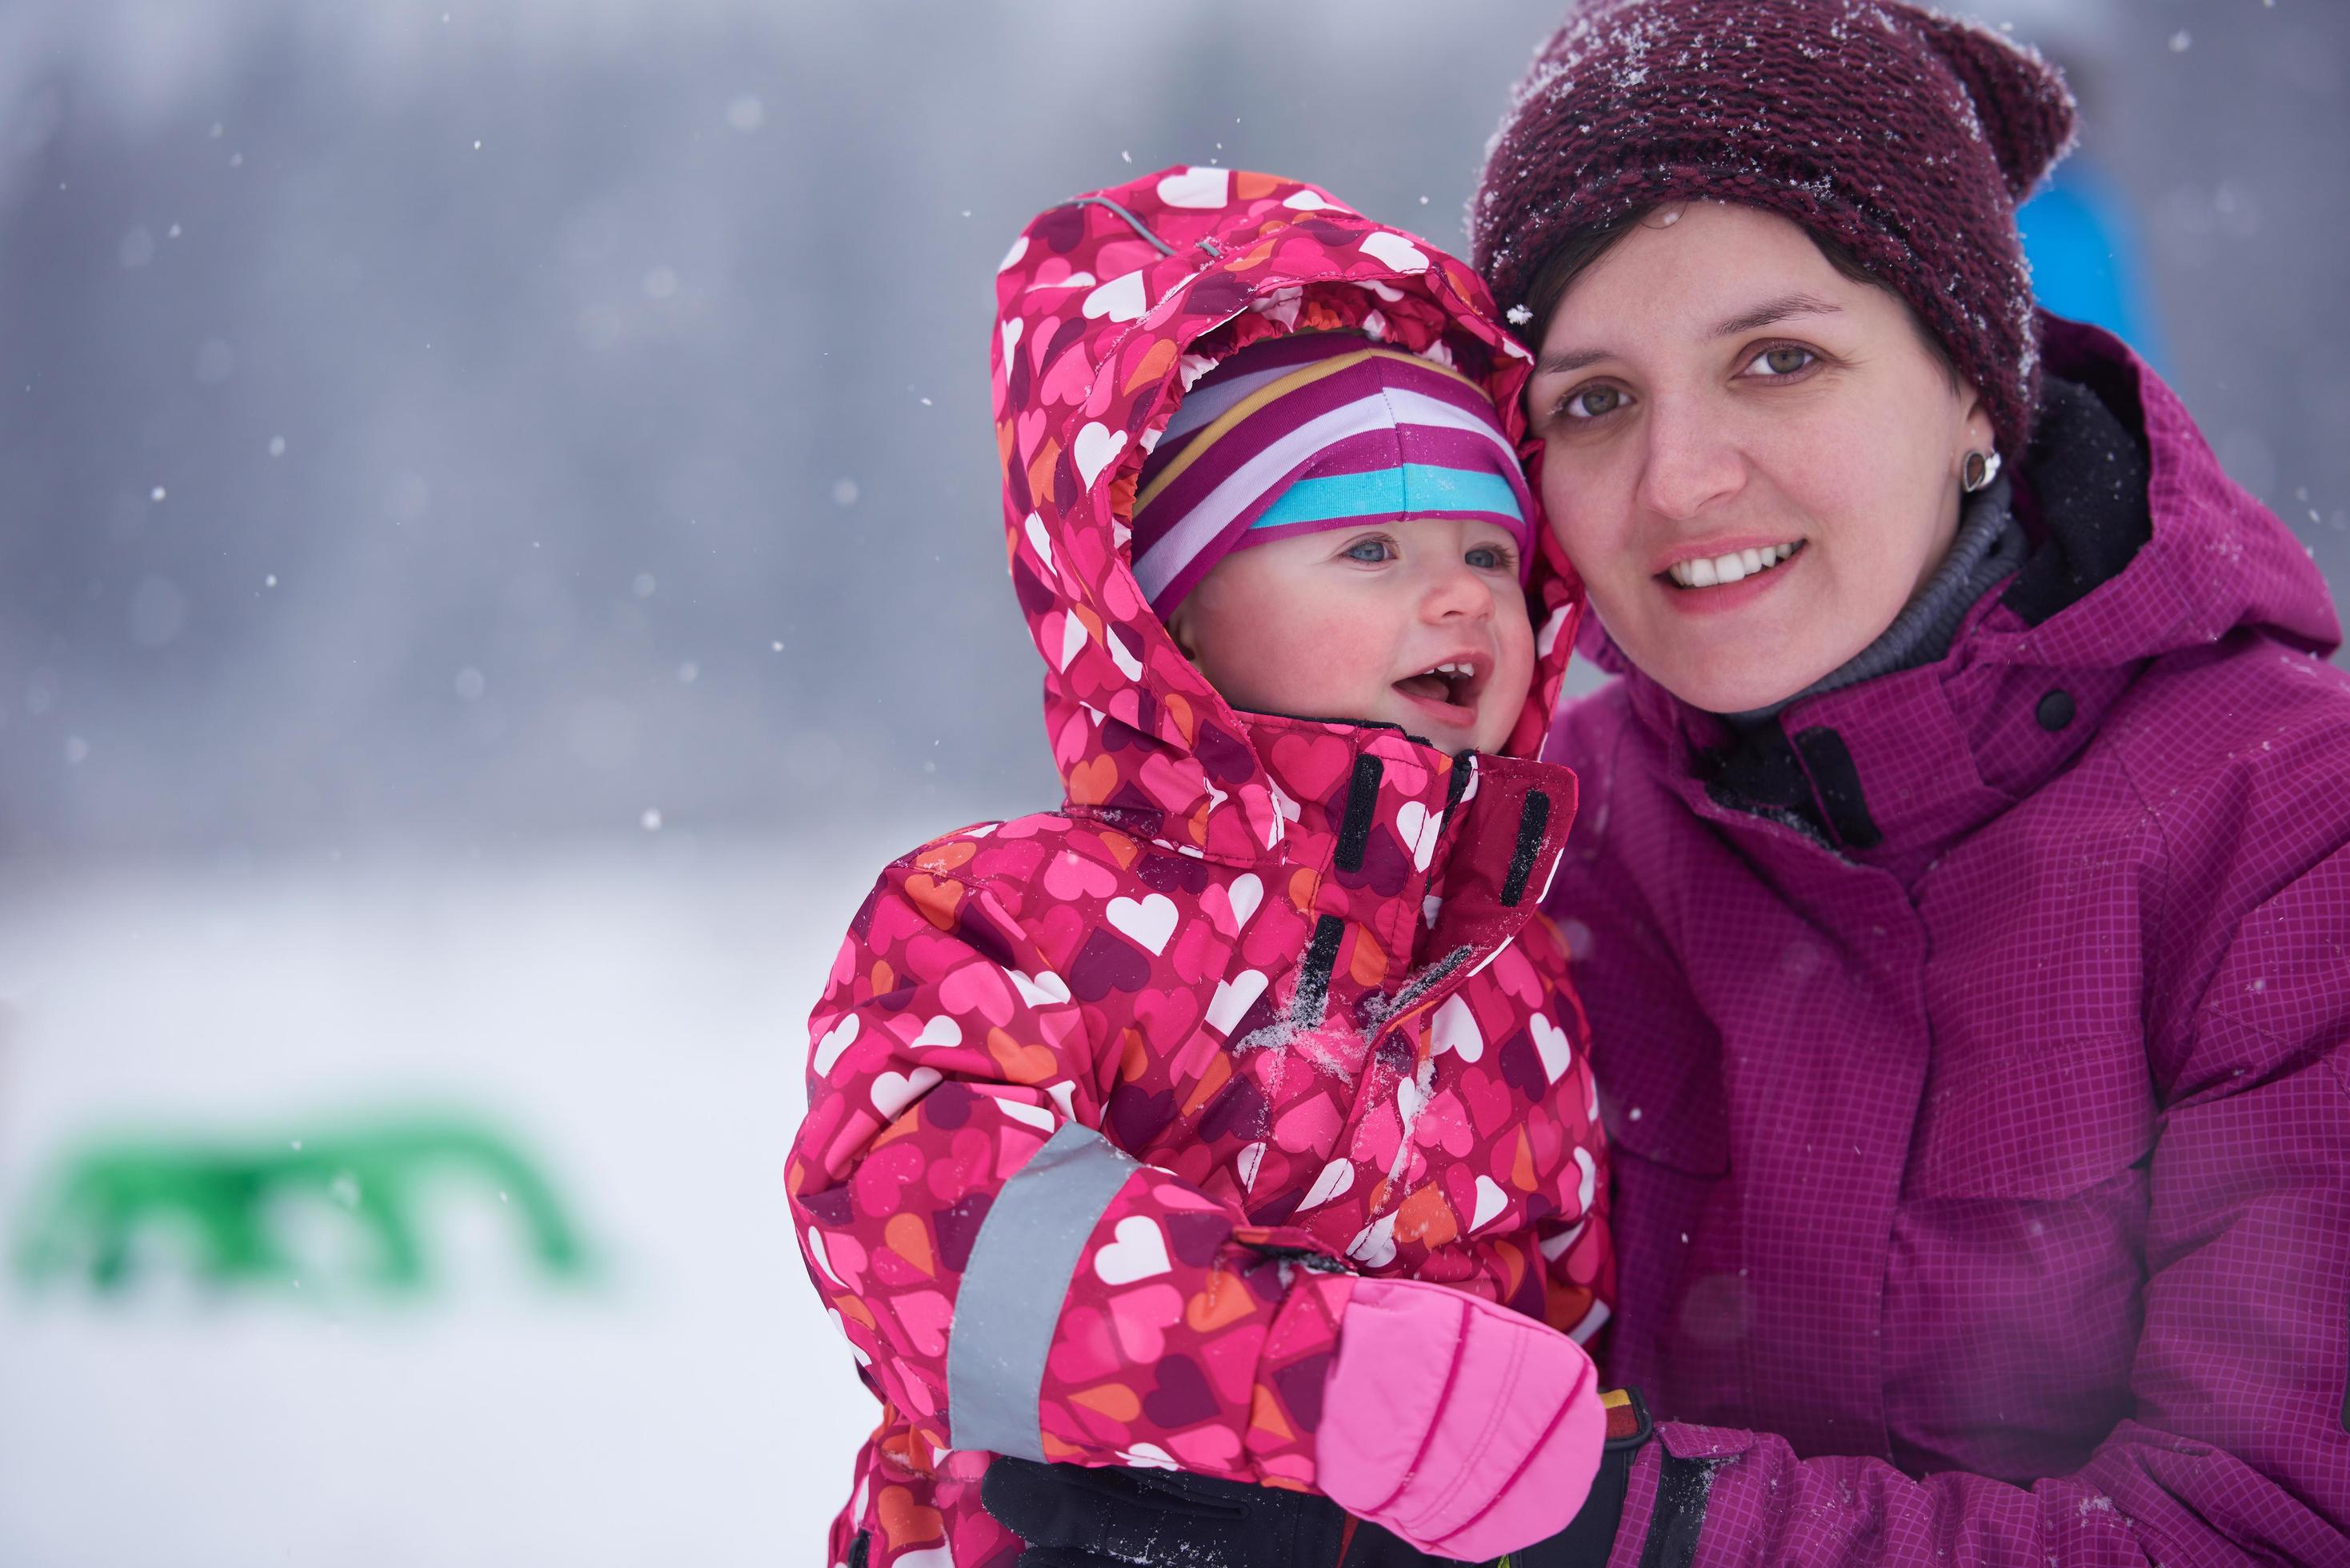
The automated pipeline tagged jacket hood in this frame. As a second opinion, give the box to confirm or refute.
[991,166,1584,868]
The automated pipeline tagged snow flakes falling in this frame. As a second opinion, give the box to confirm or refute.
[2168,31,2192,54]
[725,94,765,132]
[640,808,663,832]
[831,478,859,507]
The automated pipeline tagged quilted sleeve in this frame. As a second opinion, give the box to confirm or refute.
[787,859,1351,1490]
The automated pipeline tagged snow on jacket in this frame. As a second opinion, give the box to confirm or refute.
[1547,316,2350,1564]
[787,166,1613,1568]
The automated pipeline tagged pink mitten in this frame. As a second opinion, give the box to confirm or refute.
[1314,1275,1605,1561]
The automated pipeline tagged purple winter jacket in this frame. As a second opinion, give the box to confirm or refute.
[1544,318,2350,1566]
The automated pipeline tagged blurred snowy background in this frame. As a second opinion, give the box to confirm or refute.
[0,0,2342,1562]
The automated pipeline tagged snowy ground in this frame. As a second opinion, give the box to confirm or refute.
[0,833,905,1566]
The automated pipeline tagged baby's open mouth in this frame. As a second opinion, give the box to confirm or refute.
[1393,660,1482,710]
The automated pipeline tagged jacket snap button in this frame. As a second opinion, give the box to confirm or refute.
[2036,689,2076,731]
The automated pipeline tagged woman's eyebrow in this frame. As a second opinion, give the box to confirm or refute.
[1535,292,1846,375]
[1535,347,1611,375]
[1710,292,1844,338]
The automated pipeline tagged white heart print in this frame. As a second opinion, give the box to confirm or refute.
[1205,970,1269,1034]
[1356,231,1429,273]
[1345,1211,1399,1270]
[999,1098,1059,1134]
[1105,625,1144,682]
[1531,1013,1573,1083]
[1226,873,1263,930]
[811,1012,860,1075]
[1471,1175,1510,1234]
[1156,166,1230,208]
[1298,1158,1354,1212]
[1107,894,1178,954]
[1395,800,1441,872]
[1083,270,1148,323]
[1074,422,1128,487]
[1005,967,1072,1009]
[871,1066,941,1120]
[910,1014,962,1050]
[1431,994,1483,1062]
[1092,1215,1172,1285]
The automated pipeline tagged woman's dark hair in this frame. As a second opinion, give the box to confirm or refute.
[1518,202,1960,390]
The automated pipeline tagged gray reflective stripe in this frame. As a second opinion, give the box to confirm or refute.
[945,1121,1139,1459]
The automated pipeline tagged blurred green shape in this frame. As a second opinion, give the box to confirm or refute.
[12,1114,593,1298]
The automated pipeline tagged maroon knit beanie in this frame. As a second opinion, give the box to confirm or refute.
[1471,0,2076,459]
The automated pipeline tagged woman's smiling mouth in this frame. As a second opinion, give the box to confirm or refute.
[1663,539,1806,589]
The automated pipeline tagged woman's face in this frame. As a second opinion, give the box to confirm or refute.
[1526,202,1994,714]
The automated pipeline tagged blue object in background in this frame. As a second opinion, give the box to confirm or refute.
[2020,159,2165,371]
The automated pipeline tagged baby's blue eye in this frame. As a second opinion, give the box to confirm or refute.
[1467,546,1511,570]
[1345,538,1395,562]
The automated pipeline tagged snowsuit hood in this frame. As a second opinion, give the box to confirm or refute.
[1543,318,2350,1561]
[991,165,1586,866]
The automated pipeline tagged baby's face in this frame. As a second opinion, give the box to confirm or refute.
[1167,517,1535,754]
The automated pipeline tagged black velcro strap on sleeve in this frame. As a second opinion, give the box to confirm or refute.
[1637,1452,1713,1568]
[1334,754,1384,873]
[1500,788,1552,907]
[1290,914,1347,1026]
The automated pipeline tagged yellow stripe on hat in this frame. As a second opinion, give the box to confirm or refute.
[1135,346,1484,515]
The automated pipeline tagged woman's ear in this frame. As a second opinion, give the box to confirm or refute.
[1956,380,1997,472]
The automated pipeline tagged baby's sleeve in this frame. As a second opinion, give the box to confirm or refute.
[787,856,1350,1489]
[1522,911,1617,1348]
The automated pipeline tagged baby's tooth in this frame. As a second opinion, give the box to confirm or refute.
[1712,551,1746,584]
[1739,548,1764,575]
[1687,557,1718,587]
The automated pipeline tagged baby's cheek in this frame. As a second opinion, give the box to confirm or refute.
[1273,610,1395,710]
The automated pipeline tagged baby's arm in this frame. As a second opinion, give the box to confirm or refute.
[787,853,1345,1489]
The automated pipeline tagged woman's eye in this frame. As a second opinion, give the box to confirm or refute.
[1559,384,1624,420]
[1745,345,1816,378]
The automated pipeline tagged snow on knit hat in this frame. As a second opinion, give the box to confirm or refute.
[1470,0,2077,460]
[1131,332,1536,614]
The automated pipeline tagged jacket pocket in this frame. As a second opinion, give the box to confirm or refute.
[1908,1022,2156,1199]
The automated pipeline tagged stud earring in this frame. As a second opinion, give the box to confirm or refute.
[1961,450,2002,494]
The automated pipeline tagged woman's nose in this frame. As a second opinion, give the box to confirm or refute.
[1634,393,1744,522]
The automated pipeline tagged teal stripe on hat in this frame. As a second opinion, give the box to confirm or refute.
[1251,464,1526,530]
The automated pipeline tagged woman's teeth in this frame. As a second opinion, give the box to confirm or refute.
[1667,540,1803,589]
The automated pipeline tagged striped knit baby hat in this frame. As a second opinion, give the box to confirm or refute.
[1131,333,1536,614]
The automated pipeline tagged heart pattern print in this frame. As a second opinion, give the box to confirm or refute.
[786,165,1611,1568]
